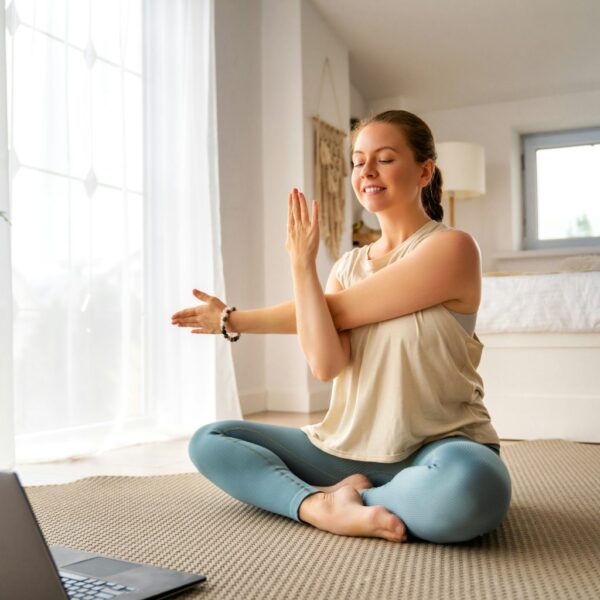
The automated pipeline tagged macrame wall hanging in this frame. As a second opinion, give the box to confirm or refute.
[312,57,347,261]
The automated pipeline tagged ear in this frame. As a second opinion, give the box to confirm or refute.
[421,158,435,187]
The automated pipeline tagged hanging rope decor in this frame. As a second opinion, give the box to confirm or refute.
[312,57,348,261]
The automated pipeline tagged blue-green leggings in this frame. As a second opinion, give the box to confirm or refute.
[188,419,512,544]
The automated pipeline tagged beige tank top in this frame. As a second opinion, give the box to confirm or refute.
[301,219,501,463]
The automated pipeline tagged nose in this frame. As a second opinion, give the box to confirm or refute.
[357,160,378,180]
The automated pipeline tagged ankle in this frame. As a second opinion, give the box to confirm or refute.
[298,491,326,525]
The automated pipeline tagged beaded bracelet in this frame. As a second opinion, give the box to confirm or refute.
[220,305,241,342]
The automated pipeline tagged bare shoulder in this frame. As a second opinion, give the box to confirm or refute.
[420,227,481,262]
[439,228,479,257]
[419,228,482,312]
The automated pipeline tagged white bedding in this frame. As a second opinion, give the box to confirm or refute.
[477,271,600,333]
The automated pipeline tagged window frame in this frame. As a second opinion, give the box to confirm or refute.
[522,126,600,250]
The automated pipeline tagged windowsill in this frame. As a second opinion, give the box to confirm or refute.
[494,246,600,260]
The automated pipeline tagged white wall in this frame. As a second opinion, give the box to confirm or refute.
[214,0,352,414]
[261,0,309,413]
[300,0,351,408]
[369,89,600,272]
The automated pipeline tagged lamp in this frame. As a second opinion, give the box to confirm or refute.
[435,142,486,227]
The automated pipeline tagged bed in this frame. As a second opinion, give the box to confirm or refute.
[476,264,600,444]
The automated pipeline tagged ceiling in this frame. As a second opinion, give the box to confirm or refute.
[310,0,600,112]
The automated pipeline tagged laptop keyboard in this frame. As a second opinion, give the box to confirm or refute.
[60,571,136,598]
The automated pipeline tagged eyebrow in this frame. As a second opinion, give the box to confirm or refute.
[352,146,398,156]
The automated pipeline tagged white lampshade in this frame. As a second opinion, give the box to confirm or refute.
[435,141,486,199]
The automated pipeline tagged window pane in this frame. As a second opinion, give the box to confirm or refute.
[16,0,66,40]
[122,0,142,73]
[67,0,90,49]
[68,46,92,179]
[125,73,142,192]
[91,60,123,187]
[536,144,600,240]
[11,169,71,434]
[12,26,68,174]
[91,0,121,64]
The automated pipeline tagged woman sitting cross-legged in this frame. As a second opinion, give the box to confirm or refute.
[173,109,511,545]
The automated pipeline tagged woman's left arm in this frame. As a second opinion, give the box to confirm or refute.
[287,187,347,381]
[328,230,481,331]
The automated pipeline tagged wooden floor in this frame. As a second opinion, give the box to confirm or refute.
[15,411,521,487]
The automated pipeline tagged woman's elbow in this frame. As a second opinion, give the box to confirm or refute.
[311,358,347,382]
[312,367,336,382]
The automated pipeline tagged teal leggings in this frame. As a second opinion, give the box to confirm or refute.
[188,419,511,544]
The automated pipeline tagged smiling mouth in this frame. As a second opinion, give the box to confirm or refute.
[363,186,386,194]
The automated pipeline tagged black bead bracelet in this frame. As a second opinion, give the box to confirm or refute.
[220,305,241,342]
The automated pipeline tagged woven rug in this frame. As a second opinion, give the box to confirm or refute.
[24,438,600,600]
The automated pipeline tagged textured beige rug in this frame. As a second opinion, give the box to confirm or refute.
[25,439,600,600]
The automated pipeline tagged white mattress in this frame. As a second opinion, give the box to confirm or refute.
[477,271,600,333]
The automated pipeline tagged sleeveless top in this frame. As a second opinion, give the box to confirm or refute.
[300,219,501,463]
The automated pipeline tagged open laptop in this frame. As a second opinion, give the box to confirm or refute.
[0,471,207,599]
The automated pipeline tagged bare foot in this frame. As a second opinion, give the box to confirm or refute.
[298,484,408,543]
[313,473,374,494]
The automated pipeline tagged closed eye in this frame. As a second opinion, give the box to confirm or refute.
[352,160,393,168]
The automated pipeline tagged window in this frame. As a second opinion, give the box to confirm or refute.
[522,126,600,250]
[5,0,144,447]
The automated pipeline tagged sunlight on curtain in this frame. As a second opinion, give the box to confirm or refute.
[1,0,241,468]
[142,0,242,443]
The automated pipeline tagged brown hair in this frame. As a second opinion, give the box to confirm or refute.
[350,110,444,222]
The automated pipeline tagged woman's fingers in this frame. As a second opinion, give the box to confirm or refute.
[291,188,301,225]
[172,308,196,320]
[298,191,309,226]
[288,191,294,229]
[174,314,203,324]
[171,289,211,320]
[289,188,311,228]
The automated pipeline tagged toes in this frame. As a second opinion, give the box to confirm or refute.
[375,507,407,540]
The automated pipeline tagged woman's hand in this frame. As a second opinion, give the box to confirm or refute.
[171,289,226,334]
[286,187,320,268]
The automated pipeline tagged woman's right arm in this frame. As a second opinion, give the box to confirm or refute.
[227,300,296,334]
[171,279,346,336]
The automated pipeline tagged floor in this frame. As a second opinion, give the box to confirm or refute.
[15,411,521,487]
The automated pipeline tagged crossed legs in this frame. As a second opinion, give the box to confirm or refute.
[188,419,511,544]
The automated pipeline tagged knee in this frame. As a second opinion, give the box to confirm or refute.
[187,419,243,471]
[452,455,511,542]
[423,445,512,543]
[188,423,212,471]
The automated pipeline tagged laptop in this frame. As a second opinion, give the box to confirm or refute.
[0,471,207,599]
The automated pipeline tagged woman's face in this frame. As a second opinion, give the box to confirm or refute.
[351,122,432,212]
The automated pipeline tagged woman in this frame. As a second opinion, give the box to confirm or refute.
[172,110,512,545]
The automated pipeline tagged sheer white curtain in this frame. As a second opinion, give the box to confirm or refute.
[0,1,14,470]
[142,0,242,437]
[0,0,241,470]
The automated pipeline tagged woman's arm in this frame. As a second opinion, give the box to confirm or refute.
[226,299,296,334]
[226,294,343,335]
[284,188,349,381]
[170,287,344,336]
[229,231,479,334]
[328,230,481,331]
[290,262,348,381]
